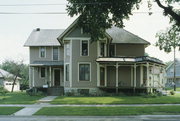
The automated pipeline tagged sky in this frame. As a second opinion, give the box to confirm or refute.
[0,0,179,64]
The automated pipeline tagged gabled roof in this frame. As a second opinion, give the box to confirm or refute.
[0,69,21,79]
[106,27,150,45]
[24,29,65,47]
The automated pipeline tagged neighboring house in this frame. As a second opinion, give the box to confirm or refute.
[0,69,20,92]
[166,59,180,87]
[24,19,166,95]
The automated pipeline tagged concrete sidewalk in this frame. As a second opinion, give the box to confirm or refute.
[12,96,57,116]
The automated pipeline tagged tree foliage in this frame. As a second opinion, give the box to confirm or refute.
[155,24,180,53]
[67,0,141,41]
[67,0,180,41]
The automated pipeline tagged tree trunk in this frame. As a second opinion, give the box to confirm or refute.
[11,75,17,92]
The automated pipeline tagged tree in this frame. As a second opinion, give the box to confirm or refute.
[67,0,180,41]
[0,60,29,92]
[155,24,180,91]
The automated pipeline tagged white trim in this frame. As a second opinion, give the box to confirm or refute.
[97,41,100,57]
[97,63,100,86]
[32,67,35,87]
[65,63,70,82]
[140,65,143,86]
[115,63,119,88]
[49,66,52,87]
[81,28,83,34]
[39,46,46,58]
[39,67,46,79]
[134,64,137,87]
[70,40,72,87]
[29,67,32,88]
[80,40,89,57]
[105,65,107,87]
[52,46,59,61]
[131,66,133,87]
[147,62,149,87]
[78,62,91,82]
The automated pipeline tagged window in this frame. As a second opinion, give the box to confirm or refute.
[65,64,69,81]
[79,64,90,81]
[40,47,46,58]
[81,40,88,56]
[53,47,59,60]
[109,44,115,57]
[100,43,105,57]
[40,67,45,78]
[66,43,70,56]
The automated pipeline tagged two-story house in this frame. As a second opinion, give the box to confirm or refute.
[24,19,166,95]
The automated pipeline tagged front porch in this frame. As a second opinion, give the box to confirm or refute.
[29,61,64,95]
[96,56,165,93]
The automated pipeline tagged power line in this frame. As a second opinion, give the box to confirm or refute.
[0,2,109,6]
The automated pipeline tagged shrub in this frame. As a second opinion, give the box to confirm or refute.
[0,86,8,96]
[170,90,175,95]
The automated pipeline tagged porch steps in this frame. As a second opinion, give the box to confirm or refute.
[47,87,64,96]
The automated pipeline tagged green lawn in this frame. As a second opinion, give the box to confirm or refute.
[0,107,23,115]
[0,92,44,104]
[51,93,180,104]
[35,106,180,116]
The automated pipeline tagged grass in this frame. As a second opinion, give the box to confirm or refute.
[51,93,180,104]
[0,92,44,104]
[35,106,180,116]
[0,107,23,115]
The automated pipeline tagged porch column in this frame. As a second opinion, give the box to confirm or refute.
[97,63,100,86]
[49,67,52,87]
[105,65,107,87]
[146,62,149,89]
[116,63,119,93]
[131,66,133,87]
[140,65,143,87]
[133,64,137,93]
[32,67,35,87]
[29,67,32,88]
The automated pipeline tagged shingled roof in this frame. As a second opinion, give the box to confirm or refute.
[106,27,150,45]
[24,29,65,47]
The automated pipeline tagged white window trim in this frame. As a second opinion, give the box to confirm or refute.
[52,46,59,61]
[78,62,91,82]
[39,47,46,58]
[80,40,89,57]
[39,67,46,79]
[65,63,70,82]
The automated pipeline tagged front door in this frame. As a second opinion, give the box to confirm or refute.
[54,69,60,86]
[100,67,105,86]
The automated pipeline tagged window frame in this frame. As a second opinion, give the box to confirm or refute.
[65,63,70,81]
[40,67,46,78]
[80,40,89,56]
[78,62,91,82]
[52,46,59,61]
[39,47,46,58]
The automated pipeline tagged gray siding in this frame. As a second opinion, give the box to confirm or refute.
[30,46,64,64]
[67,27,90,38]
[71,40,98,88]
[118,66,131,87]
[107,66,116,87]
[116,44,145,57]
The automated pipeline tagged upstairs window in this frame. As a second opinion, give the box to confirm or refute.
[100,43,105,57]
[109,44,115,57]
[39,47,46,58]
[81,40,89,56]
[53,47,59,61]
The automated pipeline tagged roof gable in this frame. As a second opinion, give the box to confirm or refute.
[106,27,150,45]
[24,29,65,47]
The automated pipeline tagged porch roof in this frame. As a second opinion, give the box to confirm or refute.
[96,56,165,65]
[30,61,64,66]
